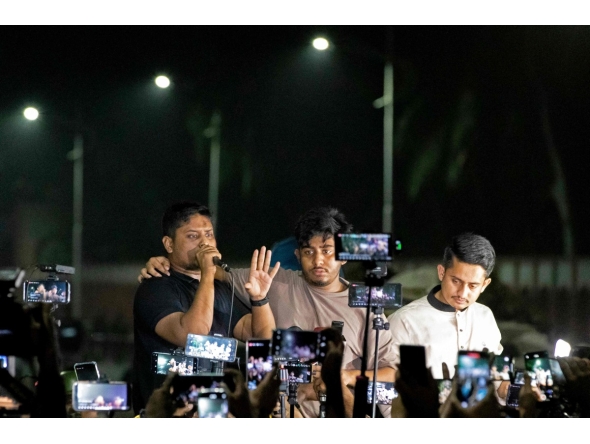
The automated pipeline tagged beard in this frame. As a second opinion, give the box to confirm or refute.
[301,270,330,287]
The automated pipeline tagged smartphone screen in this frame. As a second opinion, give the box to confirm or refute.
[23,280,71,304]
[348,283,402,308]
[491,354,513,381]
[172,374,224,404]
[435,379,453,404]
[399,344,428,385]
[197,389,228,418]
[185,334,237,362]
[271,329,326,363]
[524,351,552,402]
[74,361,100,381]
[152,352,196,375]
[72,381,130,411]
[367,381,397,405]
[334,233,393,262]
[284,361,312,383]
[246,339,273,390]
[456,350,490,408]
[506,384,522,408]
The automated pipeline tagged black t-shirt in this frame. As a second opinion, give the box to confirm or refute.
[132,268,250,413]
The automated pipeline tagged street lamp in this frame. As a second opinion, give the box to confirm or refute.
[23,107,39,121]
[312,36,394,235]
[155,75,171,89]
[154,79,222,231]
[23,107,84,320]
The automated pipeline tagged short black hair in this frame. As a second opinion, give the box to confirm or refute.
[162,201,212,238]
[294,206,353,248]
[442,232,495,277]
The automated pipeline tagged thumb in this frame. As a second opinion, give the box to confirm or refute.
[245,283,252,290]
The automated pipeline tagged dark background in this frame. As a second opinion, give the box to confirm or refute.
[1,25,589,267]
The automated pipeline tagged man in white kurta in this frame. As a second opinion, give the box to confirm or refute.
[388,233,503,380]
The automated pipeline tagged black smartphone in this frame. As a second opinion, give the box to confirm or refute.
[399,344,428,385]
[246,339,273,390]
[491,354,514,381]
[348,283,402,308]
[524,350,553,402]
[152,352,196,375]
[334,233,393,262]
[504,370,525,409]
[283,361,312,383]
[72,381,130,411]
[367,381,397,405]
[435,379,453,404]
[74,361,100,381]
[172,374,225,405]
[271,329,327,363]
[456,350,490,408]
[331,320,344,336]
[23,280,71,304]
[184,334,237,362]
[197,388,229,418]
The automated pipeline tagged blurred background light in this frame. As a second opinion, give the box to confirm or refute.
[554,339,571,357]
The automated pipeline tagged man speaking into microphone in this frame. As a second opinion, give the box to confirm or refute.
[132,201,278,414]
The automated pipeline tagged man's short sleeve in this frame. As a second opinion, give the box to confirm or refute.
[134,277,186,333]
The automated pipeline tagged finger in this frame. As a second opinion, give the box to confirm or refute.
[161,371,178,393]
[269,261,280,279]
[146,269,162,278]
[250,249,260,272]
[557,358,575,381]
[157,257,170,271]
[263,247,272,272]
[257,246,267,271]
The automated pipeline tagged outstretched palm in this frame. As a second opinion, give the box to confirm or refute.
[245,246,280,299]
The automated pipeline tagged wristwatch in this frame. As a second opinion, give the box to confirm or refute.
[250,296,269,306]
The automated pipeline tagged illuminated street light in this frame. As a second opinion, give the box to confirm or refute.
[23,107,39,121]
[312,37,329,51]
[23,107,84,320]
[155,75,171,89]
[312,36,394,235]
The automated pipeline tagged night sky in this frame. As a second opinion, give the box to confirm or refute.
[1,25,589,268]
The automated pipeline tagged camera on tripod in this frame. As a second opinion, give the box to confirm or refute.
[22,264,74,305]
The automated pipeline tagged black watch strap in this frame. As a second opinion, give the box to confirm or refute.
[250,297,269,307]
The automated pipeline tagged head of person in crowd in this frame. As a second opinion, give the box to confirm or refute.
[293,206,352,290]
[161,201,215,274]
[436,232,495,311]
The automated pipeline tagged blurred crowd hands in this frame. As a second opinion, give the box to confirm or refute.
[3,306,589,418]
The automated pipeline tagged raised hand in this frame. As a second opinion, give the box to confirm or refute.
[244,246,280,301]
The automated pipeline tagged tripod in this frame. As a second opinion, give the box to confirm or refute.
[352,264,389,418]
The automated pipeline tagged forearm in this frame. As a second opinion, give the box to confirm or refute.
[250,305,275,339]
[180,274,215,337]
[342,366,395,387]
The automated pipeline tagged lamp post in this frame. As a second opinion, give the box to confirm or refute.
[154,75,222,230]
[24,107,84,320]
[312,33,395,235]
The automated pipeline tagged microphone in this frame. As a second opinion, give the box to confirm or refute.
[213,256,231,272]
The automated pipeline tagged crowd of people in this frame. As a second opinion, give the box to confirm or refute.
[1,201,590,421]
